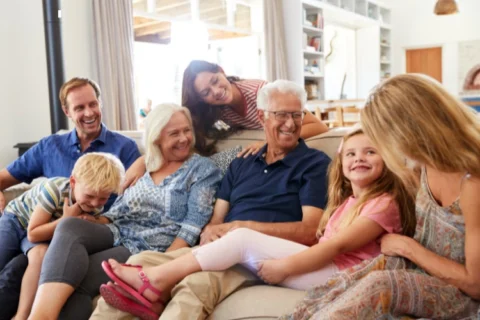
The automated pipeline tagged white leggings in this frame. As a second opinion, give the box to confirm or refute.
[192,228,338,290]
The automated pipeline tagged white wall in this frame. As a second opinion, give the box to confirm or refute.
[0,1,95,168]
[324,25,357,100]
[386,0,480,94]
[62,1,96,82]
[0,0,50,169]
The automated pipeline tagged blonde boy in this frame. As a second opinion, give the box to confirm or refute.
[0,152,124,319]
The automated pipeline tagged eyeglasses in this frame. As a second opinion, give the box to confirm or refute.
[264,111,306,122]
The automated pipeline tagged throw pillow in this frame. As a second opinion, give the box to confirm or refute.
[209,146,242,175]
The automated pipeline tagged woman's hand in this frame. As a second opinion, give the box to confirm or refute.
[257,259,291,285]
[237,141,266,158]
[380,234,412,257]
[122,156,146,192]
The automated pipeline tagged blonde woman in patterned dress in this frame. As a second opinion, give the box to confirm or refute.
[284,74,480,320]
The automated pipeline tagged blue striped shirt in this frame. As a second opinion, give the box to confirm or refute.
[5,177,102,229]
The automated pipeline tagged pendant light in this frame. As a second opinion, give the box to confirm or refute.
[434,0,459,15]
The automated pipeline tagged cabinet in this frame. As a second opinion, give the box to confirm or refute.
[282,0,392,101]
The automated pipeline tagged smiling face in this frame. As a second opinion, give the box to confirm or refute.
[260,91,303,152]
[70,178,111,213]
[157,111,193,163]
[63,84,102,140]
[342,134,385,194]
[193,71,234,106]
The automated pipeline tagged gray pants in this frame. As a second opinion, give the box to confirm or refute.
[40,217,131,320]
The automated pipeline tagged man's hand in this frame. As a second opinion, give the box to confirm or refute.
[0,190,5,213]
[257,259,291,285]
[200,223,236,245]
[63,198,82,218]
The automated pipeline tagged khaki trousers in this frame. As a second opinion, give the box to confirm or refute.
[89,247,260,320]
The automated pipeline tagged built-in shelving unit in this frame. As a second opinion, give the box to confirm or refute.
[302,2,325,100]
[282,0,392,101]
[380,27,391,81]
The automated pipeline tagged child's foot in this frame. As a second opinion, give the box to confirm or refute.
[106,281,165,315]
[106,259,172,303]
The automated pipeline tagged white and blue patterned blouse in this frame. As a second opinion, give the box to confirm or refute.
[103,154,222,254]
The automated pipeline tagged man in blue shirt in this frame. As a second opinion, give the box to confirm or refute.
[91,80,331,320]
[0,77,141,320]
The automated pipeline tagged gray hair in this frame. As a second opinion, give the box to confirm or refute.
[143,103,195,172]
[256,80,307,112]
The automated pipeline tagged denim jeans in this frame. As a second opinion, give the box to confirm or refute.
[0,213,26,270]
[0,212,46,320]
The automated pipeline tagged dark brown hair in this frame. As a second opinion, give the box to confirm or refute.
[182,60,241,156]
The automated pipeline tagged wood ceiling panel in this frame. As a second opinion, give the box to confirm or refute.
[133,0,252,43]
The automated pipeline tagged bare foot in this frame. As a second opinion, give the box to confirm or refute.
[107,259,172,303]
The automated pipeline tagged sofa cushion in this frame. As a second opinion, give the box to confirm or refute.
[208,285,305,320]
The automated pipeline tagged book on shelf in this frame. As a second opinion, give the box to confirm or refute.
[309,35,323,52]
[305,12,324,29]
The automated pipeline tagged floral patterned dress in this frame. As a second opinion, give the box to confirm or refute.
[282,169,479,320]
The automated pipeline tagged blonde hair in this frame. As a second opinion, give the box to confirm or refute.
[317,128,416,237]
[59,77,101,109]
[361,74,480,192]
[71,153,125,194]
[144,103,195,172]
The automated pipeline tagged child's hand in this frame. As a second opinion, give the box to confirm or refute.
[257,259,290,285]
[78,214,97,223]
[63,197,82,218]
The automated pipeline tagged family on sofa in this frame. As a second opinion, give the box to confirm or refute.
[0,60,478,320]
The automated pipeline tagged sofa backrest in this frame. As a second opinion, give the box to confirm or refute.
[119,129,347,160]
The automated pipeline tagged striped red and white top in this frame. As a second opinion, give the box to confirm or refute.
[220,79,267,129]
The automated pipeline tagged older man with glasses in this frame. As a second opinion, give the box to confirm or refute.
[91,80,331,320]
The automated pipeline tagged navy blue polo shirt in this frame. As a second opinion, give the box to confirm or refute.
[7,124,141,210]
[218,139,331,223]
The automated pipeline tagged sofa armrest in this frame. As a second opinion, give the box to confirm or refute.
[3,183,32,205]
[2,178,47,207]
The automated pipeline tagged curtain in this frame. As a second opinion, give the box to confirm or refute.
[92,0,137,130]
[263,0,288,81]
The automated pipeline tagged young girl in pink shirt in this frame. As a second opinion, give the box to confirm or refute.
[99,128,416,320]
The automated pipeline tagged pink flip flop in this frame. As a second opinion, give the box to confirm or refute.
[100,283,160,320]
[101,261,162,308]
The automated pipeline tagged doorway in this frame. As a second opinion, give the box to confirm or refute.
[406,47,442,83]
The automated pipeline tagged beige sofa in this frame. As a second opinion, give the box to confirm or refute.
[3,128,346,320]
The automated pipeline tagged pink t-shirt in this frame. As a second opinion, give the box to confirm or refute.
[319,193,402,270]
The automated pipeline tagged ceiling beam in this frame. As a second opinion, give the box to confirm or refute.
[135,22,171,37]
[155,0,191,13]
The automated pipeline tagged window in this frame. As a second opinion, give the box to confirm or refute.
[132,0,264,129]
